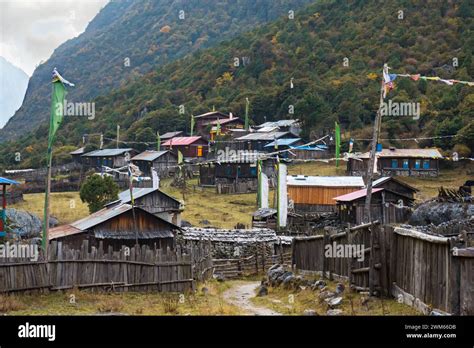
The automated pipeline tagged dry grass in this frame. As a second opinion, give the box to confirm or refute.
[0,295,26,313]
[11,192,89,225]
[251,278,420,316]
[6,280,243,316]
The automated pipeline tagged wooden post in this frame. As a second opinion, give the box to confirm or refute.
[449,238,461,315]
[364,68,386,223]
[323,231,329,279]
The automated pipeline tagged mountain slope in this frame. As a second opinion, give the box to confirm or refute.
[0,57,29,127]
[0,0,314,142]
[1,0,473,169]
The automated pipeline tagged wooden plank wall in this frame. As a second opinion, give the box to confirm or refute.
[288,186,358,206]
[0,241,214,294]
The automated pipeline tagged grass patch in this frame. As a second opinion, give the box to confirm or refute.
[251,278,420,316]
[6,280,243,316]
[11,192,89,225]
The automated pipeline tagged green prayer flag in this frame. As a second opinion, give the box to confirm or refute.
[190,114,195,136]
[335,121,341,167]
[178,150,184,164]
[48,80,66,148]
[157,131,161,151]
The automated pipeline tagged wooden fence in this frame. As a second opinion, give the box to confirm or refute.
[292,222,381,293]
[0,241,213,294]
[292,222,473,315]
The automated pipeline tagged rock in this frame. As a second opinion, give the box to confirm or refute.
[180,220,192,227]
[311,280,326,291]
[335,283,345,294]
[409,202,474,226]
[5,208,42,238]
[327,309,343,316]
[275,271,293,286]
[303,309,317,316]
[430,309,447,316]
[199,219,211,226]
[325,296,343,308]
[257,285,268,297]
[282,274,295,289]
[201,287,209,295]
[49,216,59,228]
[267,265,285,285]
[318,291,336,300]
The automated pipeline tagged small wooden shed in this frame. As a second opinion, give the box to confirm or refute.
[287,175,365,213]
[131,150,178,177]
[49,204,180,250]
[81,148,138,169]
[162,136,209,158]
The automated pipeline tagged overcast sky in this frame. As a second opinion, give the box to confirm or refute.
[0,0,109,76]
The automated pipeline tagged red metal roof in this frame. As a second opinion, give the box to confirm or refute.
[162,136,203,146]
[333,188,384,202]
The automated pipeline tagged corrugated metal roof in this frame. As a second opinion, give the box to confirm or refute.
[264,138,301,147]
[162,136,203,146]
[205,117,243,126]
[69,147,85,155]
[94,229,173,239]
[132,150,171,161]
[194,111,229,119]
[257,126,280,133]
[287,175,365,187]
[355,148,443,159]
[0,177,19,185]
[82,148,133,157]
[257,119,299,128]
[236,132,289,141]
[216,151,266,163]
[161,131,183,139]
[49,224,82,240]
[334,188,384,202]
[118,188,181,206]
[372,176,419,192]
[72,204,133,231]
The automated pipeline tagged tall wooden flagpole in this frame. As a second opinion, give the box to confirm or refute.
[364,65,386,222]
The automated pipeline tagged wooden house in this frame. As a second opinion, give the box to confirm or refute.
[263,138,329,160]
[162,136,209,159]
[161,131,183,142]
[254,119,301,137]
[347,148,443,177]
[118,187,183,226]
[234,131,292,151]
[372,176,418,200]
[208,117,245,141]
[287,175,365,213]
[194,111,230,136]
[131,150,178,177]
[199,152,276,194]
[69,147,86,164]
[49,204,180,250]
[81,148,138,169]
[334,187,414,225]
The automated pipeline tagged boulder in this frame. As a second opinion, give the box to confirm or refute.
[303,309,317,316]
[311,280,326,291]
[327,309,343,316]
[257,285,268,297]
[335,283,345,294]
[325,296,343,308]
[319,290,336,300]
[5,208,42,238]
[213,273,226,282]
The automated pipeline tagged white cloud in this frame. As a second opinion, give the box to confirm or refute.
[0,0,109,75]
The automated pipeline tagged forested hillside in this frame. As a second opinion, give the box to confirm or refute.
[1,0,473,169]
[0,0,313,141]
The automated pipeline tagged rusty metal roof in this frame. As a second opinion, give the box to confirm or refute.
[287,175,365,187]
[162,136,204,146]
[333,188,384,202]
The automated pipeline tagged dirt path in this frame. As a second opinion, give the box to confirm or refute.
[223,281,281,316]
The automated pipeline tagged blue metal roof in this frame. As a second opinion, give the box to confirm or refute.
[264,138,301,147]
[0,177,19,185]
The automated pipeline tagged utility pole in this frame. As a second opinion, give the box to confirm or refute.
[363,65,387,222]
[116,125,120,149]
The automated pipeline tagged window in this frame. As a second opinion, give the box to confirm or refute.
[250,166,257,176]
[391,159,398,168]
[402,159,409,169]
[423,160,430,169]
[415,160,421,169]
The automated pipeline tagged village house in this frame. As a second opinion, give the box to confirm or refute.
[334,186,415,225]
[208,117,244,141]
[254,119,302,137]
[199,152,276,194]
[131,150,178,178]
[81,148,138,169]
[160,131,184,142]
[234,131,293,151]
[118,187,183,226]
[49,204,180,250]
[69,147,86,164]
[193,111,230,137]
[347,147,443,177]
[162,136,209,159]
[0,177,19,236]
[372,176,418,200]
[287,175,365,213]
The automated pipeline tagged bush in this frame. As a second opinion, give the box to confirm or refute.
[80,175,119,213]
